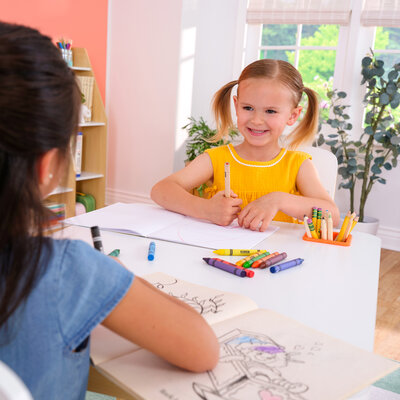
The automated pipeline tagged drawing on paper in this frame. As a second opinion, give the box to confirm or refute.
[150,277,226,316]
[192,329,322,400]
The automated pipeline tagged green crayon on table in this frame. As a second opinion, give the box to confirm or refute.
[242,251,270,269]
[108,249,120,257]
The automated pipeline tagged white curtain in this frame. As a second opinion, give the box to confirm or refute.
[247,0,352,25]
[361,0,400,27]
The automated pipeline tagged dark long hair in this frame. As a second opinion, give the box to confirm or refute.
[0,22,81,327]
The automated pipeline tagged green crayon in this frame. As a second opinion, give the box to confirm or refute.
[242,252,270,268]
[108,249,120,257]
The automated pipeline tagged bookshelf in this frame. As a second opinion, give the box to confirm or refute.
[46,48,107,218]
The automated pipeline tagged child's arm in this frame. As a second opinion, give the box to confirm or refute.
[151,153,242,226]
[238,159,340,232]
[102,276,219,372]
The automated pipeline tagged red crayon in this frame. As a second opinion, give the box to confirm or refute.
[259,252,287,269]
[215,258,254,278]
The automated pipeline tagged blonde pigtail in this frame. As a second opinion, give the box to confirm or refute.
[288,86,320,149]
[211,80,238,142]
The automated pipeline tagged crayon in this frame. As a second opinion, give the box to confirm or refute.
[242,252,271,269]
[213,249,266,256]
[90,226,104,253]
[203,258,246,277]
[307,218,319,239]
[251,252,279,268]
[270,258,304,274]
[236,251,268,266]
[148,241,156,260]
[224,162,230,197]
[215,258,254,277]
[259,252,287,269]
[108,249,120,257]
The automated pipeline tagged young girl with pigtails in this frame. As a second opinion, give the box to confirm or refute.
[152,59,339,231]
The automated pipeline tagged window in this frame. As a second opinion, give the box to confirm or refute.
[244,0,399,130]
[259,24,339,109]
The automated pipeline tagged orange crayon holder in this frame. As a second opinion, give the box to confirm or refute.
[302,231,352,247]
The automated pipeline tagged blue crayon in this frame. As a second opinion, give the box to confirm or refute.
[148,241,156,261]
[270,258,304,274]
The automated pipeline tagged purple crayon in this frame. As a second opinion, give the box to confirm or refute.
[270,258,304,274]
[203,258,246,277]
[259,252,287,269]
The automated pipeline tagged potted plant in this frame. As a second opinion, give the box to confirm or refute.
[315,53,400,231]
[184,116,239,197]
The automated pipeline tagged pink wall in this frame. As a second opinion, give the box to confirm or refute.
[0,0,108,101]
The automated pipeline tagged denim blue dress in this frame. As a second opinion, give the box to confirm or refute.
[0,239,134,399]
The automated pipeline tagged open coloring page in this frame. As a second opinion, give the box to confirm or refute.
[98,308,398,400]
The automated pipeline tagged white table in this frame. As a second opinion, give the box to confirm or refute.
[58,221,381,352]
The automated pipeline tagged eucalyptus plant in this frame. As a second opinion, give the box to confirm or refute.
[315,54,400,222]
[184,116,239,196]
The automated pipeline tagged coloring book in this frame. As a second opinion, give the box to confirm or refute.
[63,202,278,249]
[91,272,398,400]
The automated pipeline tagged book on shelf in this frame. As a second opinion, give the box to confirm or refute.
[63,202,278,249]
[76,75,94,122]
[91,272,398,400]
[74,131,83,177]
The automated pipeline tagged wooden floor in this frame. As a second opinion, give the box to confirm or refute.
[374,248,400,361]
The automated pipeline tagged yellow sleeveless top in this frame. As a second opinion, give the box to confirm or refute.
[205,144,311,223]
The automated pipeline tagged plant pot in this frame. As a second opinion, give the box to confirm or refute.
[340,213,379,235]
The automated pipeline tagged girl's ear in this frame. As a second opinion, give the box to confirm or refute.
[37,148,59,197]
[287,106,302,126]
[233,95,238,113]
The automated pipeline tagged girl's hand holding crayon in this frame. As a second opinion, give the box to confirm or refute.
[238,193,278,232]
[207,190,242,226]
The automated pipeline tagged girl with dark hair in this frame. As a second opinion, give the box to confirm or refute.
[0,21,218,399]
[151,59,339,231]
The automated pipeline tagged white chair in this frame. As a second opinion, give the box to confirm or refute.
[0,361,33,400]
[299,146,338,198]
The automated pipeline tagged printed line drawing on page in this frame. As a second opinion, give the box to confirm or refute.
[150,276,227,316]
[191,329,323,400]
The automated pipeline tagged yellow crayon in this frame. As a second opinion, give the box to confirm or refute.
[213,249,266,256]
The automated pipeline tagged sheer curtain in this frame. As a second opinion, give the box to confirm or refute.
[361,0,400,27]
[247,0,352,25]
